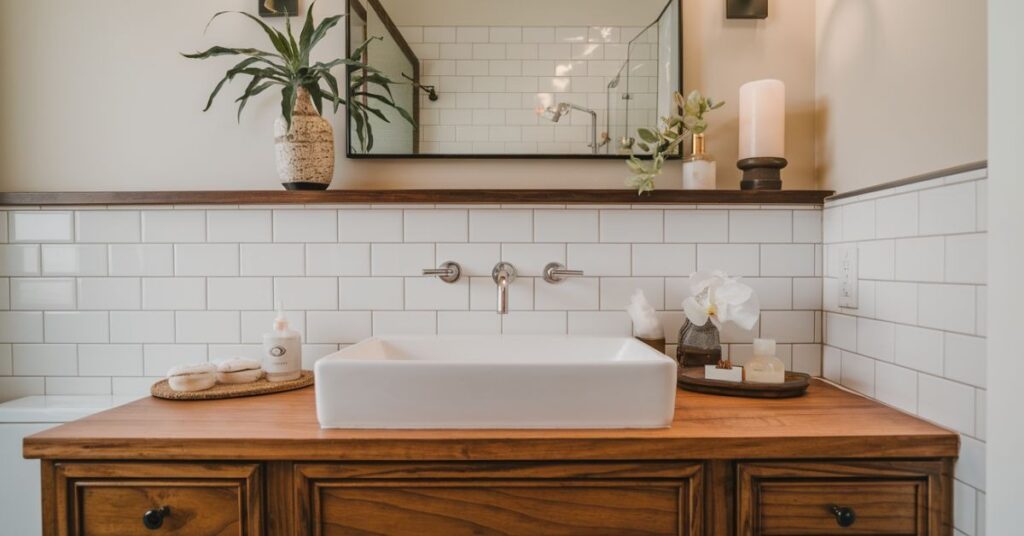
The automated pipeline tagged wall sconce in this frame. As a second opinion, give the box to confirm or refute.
[259,0,299,17]
[726,0,768,19]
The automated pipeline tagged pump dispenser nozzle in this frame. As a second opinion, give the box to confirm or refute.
[273,300,289,331]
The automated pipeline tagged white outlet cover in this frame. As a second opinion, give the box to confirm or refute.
[838,245,858,308]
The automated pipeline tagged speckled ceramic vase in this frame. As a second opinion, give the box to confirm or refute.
[274,87,334,190]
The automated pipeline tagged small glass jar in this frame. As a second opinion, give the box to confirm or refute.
[682,133,717,189]
[746,338,786,383]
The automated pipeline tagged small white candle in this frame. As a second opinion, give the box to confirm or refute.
[738,79,786,160]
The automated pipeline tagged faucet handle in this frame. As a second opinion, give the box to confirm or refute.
[422,261,461,283]
[543,262,584,284]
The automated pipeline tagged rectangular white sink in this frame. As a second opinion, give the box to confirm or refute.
[314,336,677,429]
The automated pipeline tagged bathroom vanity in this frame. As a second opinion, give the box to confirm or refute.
[23,380,956,535]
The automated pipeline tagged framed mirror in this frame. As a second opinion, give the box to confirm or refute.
[345,0,682,158]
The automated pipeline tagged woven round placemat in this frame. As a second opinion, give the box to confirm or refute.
[151,370,314,401]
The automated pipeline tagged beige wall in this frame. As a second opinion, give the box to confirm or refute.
[815,0,987,193]
[0,0,816,191]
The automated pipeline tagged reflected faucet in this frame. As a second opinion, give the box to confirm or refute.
[539,102,607,154]
[491,262,517,315]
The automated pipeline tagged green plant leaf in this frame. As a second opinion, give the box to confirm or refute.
[182,46,280,60]
[281,84,297,132]
[304,82,324,115]
[349,36,383,63]
[206,11,294,62]
[309,14,344,52]
[201,56,261,111]
[351,107,367,152]
[299,1,317,54]
[637,128,659,144]
[235,79,276,122]
[321,72,343,112]
[284,8,300,64]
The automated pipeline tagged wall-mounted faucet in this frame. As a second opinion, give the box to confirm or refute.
[543,262,584,284]
[491,262,517,314]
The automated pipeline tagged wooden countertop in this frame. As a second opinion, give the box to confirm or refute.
[23,380,957,461]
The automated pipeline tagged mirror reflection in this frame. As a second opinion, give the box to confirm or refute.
[346,0,681,157]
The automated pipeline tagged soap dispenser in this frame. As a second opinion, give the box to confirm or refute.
[262,303,302,382]
[745,338,785,383]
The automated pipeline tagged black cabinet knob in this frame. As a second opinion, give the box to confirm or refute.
[142,506,170,530]
[830,505,856,527]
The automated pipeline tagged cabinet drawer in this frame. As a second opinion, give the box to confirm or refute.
[54,462,261,536]
[296,462,703,536]
[737,461,951,536]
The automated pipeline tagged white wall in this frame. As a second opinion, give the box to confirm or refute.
[815,0,988,193]
[986,0,1023,532]
[0,0,818,191]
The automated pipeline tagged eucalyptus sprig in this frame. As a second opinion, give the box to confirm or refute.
[182,1,412,152]
[625,90,723,194]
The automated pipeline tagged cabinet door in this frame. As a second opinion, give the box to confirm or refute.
[736,460,952,536]
[53,462,261,536]
[295,462,703,536]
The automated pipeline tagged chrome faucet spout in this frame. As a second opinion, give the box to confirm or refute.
[491,262,517,315]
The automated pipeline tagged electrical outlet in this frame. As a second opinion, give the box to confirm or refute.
[838,245,858,308]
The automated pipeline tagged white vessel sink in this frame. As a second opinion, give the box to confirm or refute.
[314,336,677,429]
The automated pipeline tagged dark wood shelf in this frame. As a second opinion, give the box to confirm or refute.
[0,189,832,206]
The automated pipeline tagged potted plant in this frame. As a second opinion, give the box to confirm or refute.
[184,2,412,190]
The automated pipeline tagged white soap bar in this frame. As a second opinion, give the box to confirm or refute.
[705,364,744,382]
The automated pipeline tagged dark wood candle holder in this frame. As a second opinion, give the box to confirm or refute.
[738,157,788,190]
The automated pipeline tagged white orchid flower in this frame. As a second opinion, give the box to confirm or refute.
[681,269,760,331]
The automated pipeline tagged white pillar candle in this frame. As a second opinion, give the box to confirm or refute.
[738,79,786,160]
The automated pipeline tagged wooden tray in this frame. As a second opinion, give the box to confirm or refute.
[677,367,810,398]
[151,370,314,401]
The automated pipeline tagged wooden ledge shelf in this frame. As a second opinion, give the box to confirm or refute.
[0,189,833,206]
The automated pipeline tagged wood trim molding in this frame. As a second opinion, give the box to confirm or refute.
[827,160,987,201]
[0,189,833,206]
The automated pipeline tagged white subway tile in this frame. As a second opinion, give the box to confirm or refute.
[945,333,986,388]
[918,373,975,435]
[856,318,894,361]
[600,210,662,242]
[760,311,815,343]
[761,244,815,276]
[957,436,986,491]
[44,312,108,343]
[859,240,896,280]
[873,361,918,413]
[45,377,111,395]
[470,276,533,311]
[338,210,403,242]
[664,210,728,243]
[975,389,986,441]
[76,211,140,243]
[10,278,76,310]
[568,311,632,336]
[78,344,142,376]
[306,244,370,276]
[143,344,207,376]
[10,212,73,242]
[405,278,469,310]
[599,277,662,311]
[240,310,305,343]
[918,283,975,333]
[207,210,271,242]
[273,277,337,310]
[175,244,239,276]
[110,311,173,343]
[745,278,792,310]
[793,278,822,309]
[729,210,792,243]
[894,324,944,375]
[975,180,987,232]
[536,277,599,310]
[875,281,918,324]
[534,210,598,242]
[142,210,205,243]
[945,234,986,284]
[437,311,501,335]
[894,237,944,282]
[501,311,566,335]
[469,210,532,242]
[823,345,841,381]
[632,244,696,276]
[0,312,43,342]
[404,209,468,242]
[240,243,304,276]
[825,312,857,351]
[567,244,630,276]
[337,277,403,310]
[273,210,337,242]
[501,243,564,276]
[373,311,436,336]
[875,192,918,238]
[841,351,875,396]
[208,344,263,361]
[975,287,987,336]
[435,243,499,277]
[456,26,489,43]
[12,344,77,375]
[0,245,40,275]
[792,344,821,375]
[0,345,10,375]
[111,376,161,396]
[0,377,44,400]
[822,207,842,244]
[301,344,337,370]
[306,311,372,343]
[175,311,239,343]
[77,278,140,310]
[207,278,272,310]
[423,26,456,43]
[953,480,977,535]
[108,244,173,276]
[842,202,876,241]
[920,182,976,235]
[522,27,554,43]
[372,244,434,276]
[792,210,822,243]
[697,244,759,276]
[142,278,205,310]
[41,245,107,276]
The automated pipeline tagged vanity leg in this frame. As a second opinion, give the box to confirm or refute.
[265,461,294,536]
[39,460,56,536]
[705,460,734,536]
